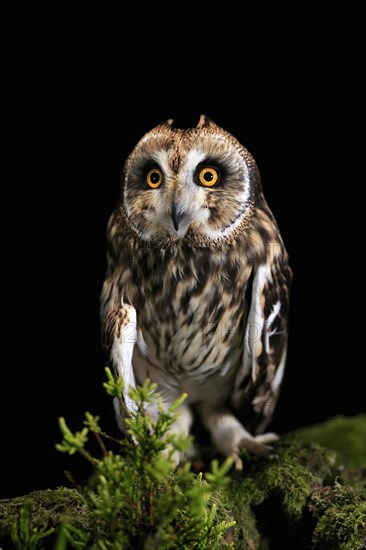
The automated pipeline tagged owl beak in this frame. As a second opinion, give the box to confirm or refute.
[171,202,184,231]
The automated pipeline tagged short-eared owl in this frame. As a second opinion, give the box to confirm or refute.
[101,115,292,468]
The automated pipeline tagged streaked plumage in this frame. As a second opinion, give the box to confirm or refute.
[101,115,292,468]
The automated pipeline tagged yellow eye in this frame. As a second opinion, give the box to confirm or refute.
[146,168,163,188]
[197,167,220,187]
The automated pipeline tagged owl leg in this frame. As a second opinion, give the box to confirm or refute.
[104,304,140,432]
[198,405,277,470]
[160,403,193,466]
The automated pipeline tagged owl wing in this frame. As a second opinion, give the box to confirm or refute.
[232,246,292,434]
[100,211,140,430]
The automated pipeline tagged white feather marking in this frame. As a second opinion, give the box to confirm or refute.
[184,149,208,175]
[110,305,137,413]
[271,352,287,393]
[137,328,148,356]
[264,300,281,354]
[243,264,271,382]
[151,149,170,173]
[220,361,231,377]
[266,300,281,328]
[203,205,249,239]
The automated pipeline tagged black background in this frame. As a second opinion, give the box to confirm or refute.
[1,3,364,498]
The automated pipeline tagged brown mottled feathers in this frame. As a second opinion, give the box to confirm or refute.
[100,116,292,460]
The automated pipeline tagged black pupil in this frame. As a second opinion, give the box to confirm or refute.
[204,171,214,182]
[150,171,160,184]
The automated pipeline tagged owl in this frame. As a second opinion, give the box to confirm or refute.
[100,115,292,469]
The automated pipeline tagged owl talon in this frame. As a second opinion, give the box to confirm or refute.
[269,451,280,461]
[232,452,244,471]
[238,437,275,458]
[254,432,279,444]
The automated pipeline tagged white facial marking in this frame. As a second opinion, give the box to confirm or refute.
[184,149,208,178]
[150,149,170,174]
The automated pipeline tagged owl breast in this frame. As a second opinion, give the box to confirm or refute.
[125,245,252,403]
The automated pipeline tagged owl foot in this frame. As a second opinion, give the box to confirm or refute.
[198,403,279,470]
[231,433,279,470]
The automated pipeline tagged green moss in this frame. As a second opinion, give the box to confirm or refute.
[292,414,366,468]
[232,440,336,521]
[311,483,366,549]
[0,488,95,540]
[217,478,262,550]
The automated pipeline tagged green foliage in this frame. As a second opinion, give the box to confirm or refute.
[10,501,54,549]
[54,374,235,549]
[54,523,91,550]
[102,367,124,399]
[2,368,365,549]
[55,418,89,456]
[205,457,234,489]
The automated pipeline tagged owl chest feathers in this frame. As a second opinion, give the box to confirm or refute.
[119,244,252,400]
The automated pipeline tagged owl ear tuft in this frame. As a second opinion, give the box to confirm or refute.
[157,119,174,129]
[196,114,215,129]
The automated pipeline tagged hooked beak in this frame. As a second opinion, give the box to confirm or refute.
[171,202,185,231]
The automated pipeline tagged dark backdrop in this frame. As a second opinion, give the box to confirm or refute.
[1,3,363,498]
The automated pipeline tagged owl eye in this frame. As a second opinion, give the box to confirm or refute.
[146,168,163,188]
[197,166,220,187]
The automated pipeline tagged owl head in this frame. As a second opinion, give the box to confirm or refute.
[121,115,262,247]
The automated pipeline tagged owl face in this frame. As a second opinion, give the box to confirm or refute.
[122,115,259,245]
